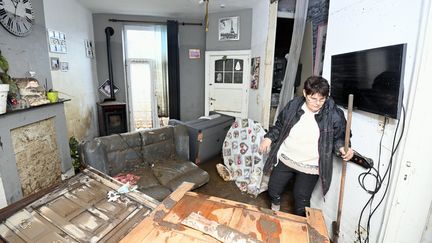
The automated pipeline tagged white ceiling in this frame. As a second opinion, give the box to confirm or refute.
[77,0,261,19]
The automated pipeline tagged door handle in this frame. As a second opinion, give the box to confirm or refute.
[210,98,216,101]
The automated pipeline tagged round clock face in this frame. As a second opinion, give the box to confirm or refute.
[0,0,34,37]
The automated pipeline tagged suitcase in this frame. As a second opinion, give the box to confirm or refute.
[169,114,235,164]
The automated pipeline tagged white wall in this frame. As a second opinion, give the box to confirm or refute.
[43,0,99,141]
[249,0,273,127]
[380,1,432,242]
[310,0,425,242]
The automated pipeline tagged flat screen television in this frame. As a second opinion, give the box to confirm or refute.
[330,44,406,119]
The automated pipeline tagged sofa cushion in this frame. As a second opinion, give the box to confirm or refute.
[140,127,176,162]
[139,185,172,201]
[164,169,210,192]
[152,159,209,191]
[95,132,146,176]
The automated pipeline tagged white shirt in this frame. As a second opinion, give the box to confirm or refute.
[277,103,320,174]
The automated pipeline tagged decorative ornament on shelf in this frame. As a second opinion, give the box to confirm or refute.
[15,77,50,106]
[0,0,35,37]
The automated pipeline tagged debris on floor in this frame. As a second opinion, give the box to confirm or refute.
[113,173,141,185]
[107,190,121,202]
[182,212,262,243]
[107,182,138,202]
[216,163,234,181]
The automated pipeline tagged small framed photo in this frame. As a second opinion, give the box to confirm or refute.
[98,79,119,97]
[60,62,69,72]
[219,16,239,41]
[50,57,60,71]
[84,39,95,58]
[188,49,200,59]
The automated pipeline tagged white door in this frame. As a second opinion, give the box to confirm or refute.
[205,50,251,118]
[126,59,159,130]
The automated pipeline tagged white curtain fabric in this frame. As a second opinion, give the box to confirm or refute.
[274,0,309,123]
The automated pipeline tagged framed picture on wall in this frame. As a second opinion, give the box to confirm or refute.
[48,29,67,54]
[250,57,260,89]
[50,57,60,71]
[60,62,69,72]
[84,39,95,58]
[98,79,119,97]
[189,49,201,59]
[218,16,239,41]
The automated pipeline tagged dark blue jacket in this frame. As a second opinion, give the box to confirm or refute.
[264,96,348,195]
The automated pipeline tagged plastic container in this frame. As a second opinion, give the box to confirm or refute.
[47,91,58,103]
[0,84,9,114]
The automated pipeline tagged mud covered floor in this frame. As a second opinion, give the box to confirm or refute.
[193,155,295,213]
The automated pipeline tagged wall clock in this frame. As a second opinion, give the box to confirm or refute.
[0,0,34,37]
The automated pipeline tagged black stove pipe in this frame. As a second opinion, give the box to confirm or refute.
[105,27,115,100]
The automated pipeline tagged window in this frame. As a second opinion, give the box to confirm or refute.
[215,58,244,84]
[124,25,169,129]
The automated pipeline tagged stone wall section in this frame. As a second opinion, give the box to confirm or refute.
[11,118,62,196]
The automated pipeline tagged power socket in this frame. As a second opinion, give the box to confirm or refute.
[377,120,385,132]
[354,226,368,243]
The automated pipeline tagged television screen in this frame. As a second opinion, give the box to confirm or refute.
[330,44,406,119]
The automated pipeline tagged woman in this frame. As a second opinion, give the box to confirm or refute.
[259,76,353,216]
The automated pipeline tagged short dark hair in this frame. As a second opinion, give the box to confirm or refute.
[303,76,330,97]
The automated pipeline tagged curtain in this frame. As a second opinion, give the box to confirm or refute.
[154,25,169,117]
[274,0,309,123]
[167,20,181,120]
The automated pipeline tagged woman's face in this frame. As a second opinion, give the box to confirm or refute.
[303,90,326,112]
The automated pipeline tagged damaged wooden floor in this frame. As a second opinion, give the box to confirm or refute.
[194,155,295,213]
[0,169,159,242]
[0,167,329,242]
[121,182,329,243]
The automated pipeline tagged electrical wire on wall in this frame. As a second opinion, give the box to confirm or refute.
[356,105,407,243]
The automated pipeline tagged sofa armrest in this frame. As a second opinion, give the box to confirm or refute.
[80,138,109,174]
[173,125,189,161]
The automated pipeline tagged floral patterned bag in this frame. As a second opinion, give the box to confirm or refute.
[219,118,269,197]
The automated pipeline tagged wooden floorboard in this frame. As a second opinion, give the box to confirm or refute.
[121,182,329,242]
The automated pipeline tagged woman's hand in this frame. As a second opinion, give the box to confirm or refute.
[339,147,354,161]
[259,138,272,154]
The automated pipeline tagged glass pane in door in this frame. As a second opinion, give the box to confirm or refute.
[130,62,153,129]
[215,72,223,83]
[234,59,243,71]
[233,72,243,83]
[215,59,224,71]
[225,59,234,71]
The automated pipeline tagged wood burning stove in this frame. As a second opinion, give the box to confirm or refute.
[97,26,128,136]
[97,102,127,136]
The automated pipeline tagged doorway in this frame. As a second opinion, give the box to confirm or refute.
[205,50,251,118]
[270,17,294,124]
[124,25,169,130]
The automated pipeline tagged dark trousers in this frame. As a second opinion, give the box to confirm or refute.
[268,161,319,216]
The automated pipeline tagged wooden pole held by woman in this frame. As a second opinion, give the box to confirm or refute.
[332,94,354,243]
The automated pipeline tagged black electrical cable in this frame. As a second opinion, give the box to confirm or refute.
[356,105,406,243]
[356,117,386,243]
